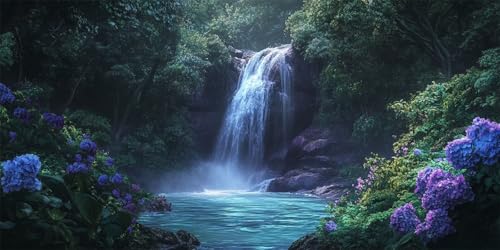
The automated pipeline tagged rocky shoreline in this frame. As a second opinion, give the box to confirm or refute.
[118,224,201,250]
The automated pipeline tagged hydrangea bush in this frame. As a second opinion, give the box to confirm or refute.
[0,82,167,248]
[324,117,500,249]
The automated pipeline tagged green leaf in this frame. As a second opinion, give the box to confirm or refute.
[47,208,66,221]
[72,192,103,225]
[40,175,72,200]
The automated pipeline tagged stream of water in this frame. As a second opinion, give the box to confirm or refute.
[139,191,326,249]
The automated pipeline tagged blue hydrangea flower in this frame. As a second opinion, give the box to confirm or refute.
[466,117,500,165]
[8,131,16,143]
[42,112,64,130]
[79,138,97,156]
[414,149,423,156]
[421,172,474,211]
[324,220,337,233]
[105,157,114,167]
[390,203,421,234]
[97,174,108,186]
[111,173,123,184]
[445,137,479,169]
[66,162,89,174]
[124,193,133,203]
[112,189,121,198]
[415,167,436,197]
[13,107,30,123]
[0,83,15,105]
[415,209,455,243]
[75,154,83,162]
[1,154,42,193]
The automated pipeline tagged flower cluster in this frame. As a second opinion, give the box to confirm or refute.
[79,137,97,156]
[324,220,338,233]
[466,117,500,165]
[42,112,64,130]
[394,167,474,242]
[390,203,421,234]
[67,137,98,174]
[354,159,379,193]
[13,107,30,123]
[414,166,435,197]
[0,83,15,105]
[414,148,423,156]
[1,154,42,193]
[446,117,500,169]
[415,209,455,243]
[421,171,474,211]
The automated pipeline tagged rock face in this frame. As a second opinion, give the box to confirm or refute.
[289,233,330,250]
[119,225,201,250]
[188,46,318,160]
[266,124,363,199]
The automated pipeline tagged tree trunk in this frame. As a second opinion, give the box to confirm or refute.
[113,60,161,141]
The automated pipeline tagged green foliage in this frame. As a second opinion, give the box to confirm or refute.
[0,32,15,68]
[391,48,500,150]
[66,110,112,147]
[287,0,499,149]
[206,0,302,50]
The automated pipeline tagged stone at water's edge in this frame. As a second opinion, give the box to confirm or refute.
[118,224,200,250]
[289,233,330,250]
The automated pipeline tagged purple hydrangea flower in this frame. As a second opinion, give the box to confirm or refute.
[97,174,108,186]
[66,162,89,174]
[402,147,408,155]
[131,184,141,193]
[42,112,64,130]
[124,193,133,203]
[75,154,83,162]
[1,154,42,193]
[421,172,474,211]
[105,157,114,167]
[8,131,16,143]
[112,189,121,198]
[415,167,436,197]
[79,138,97,156]
[415,209,455,243]
[123,202,137,214]
[390,203,421,234]
[0,83,15,105]
[445,137,479,169]
[111,173,123,184]
[324,220,337,233]
[466,117,500,165]
[13,107,30,123]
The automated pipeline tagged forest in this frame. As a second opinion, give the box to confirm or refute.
[0,0,499,249]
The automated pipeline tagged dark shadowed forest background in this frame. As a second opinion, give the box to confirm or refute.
[1,0,500,249]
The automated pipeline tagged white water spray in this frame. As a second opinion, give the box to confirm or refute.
[215,45,292,164]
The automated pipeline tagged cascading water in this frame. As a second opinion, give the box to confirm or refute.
[214,45,293,166]
[157,45,293,191]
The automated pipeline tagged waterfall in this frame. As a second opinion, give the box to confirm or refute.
[214,45,293,169]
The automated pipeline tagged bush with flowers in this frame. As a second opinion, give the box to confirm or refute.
[315,117,500,249]
[0,83,170,249]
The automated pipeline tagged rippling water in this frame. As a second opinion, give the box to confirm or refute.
[138,191,327,249]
